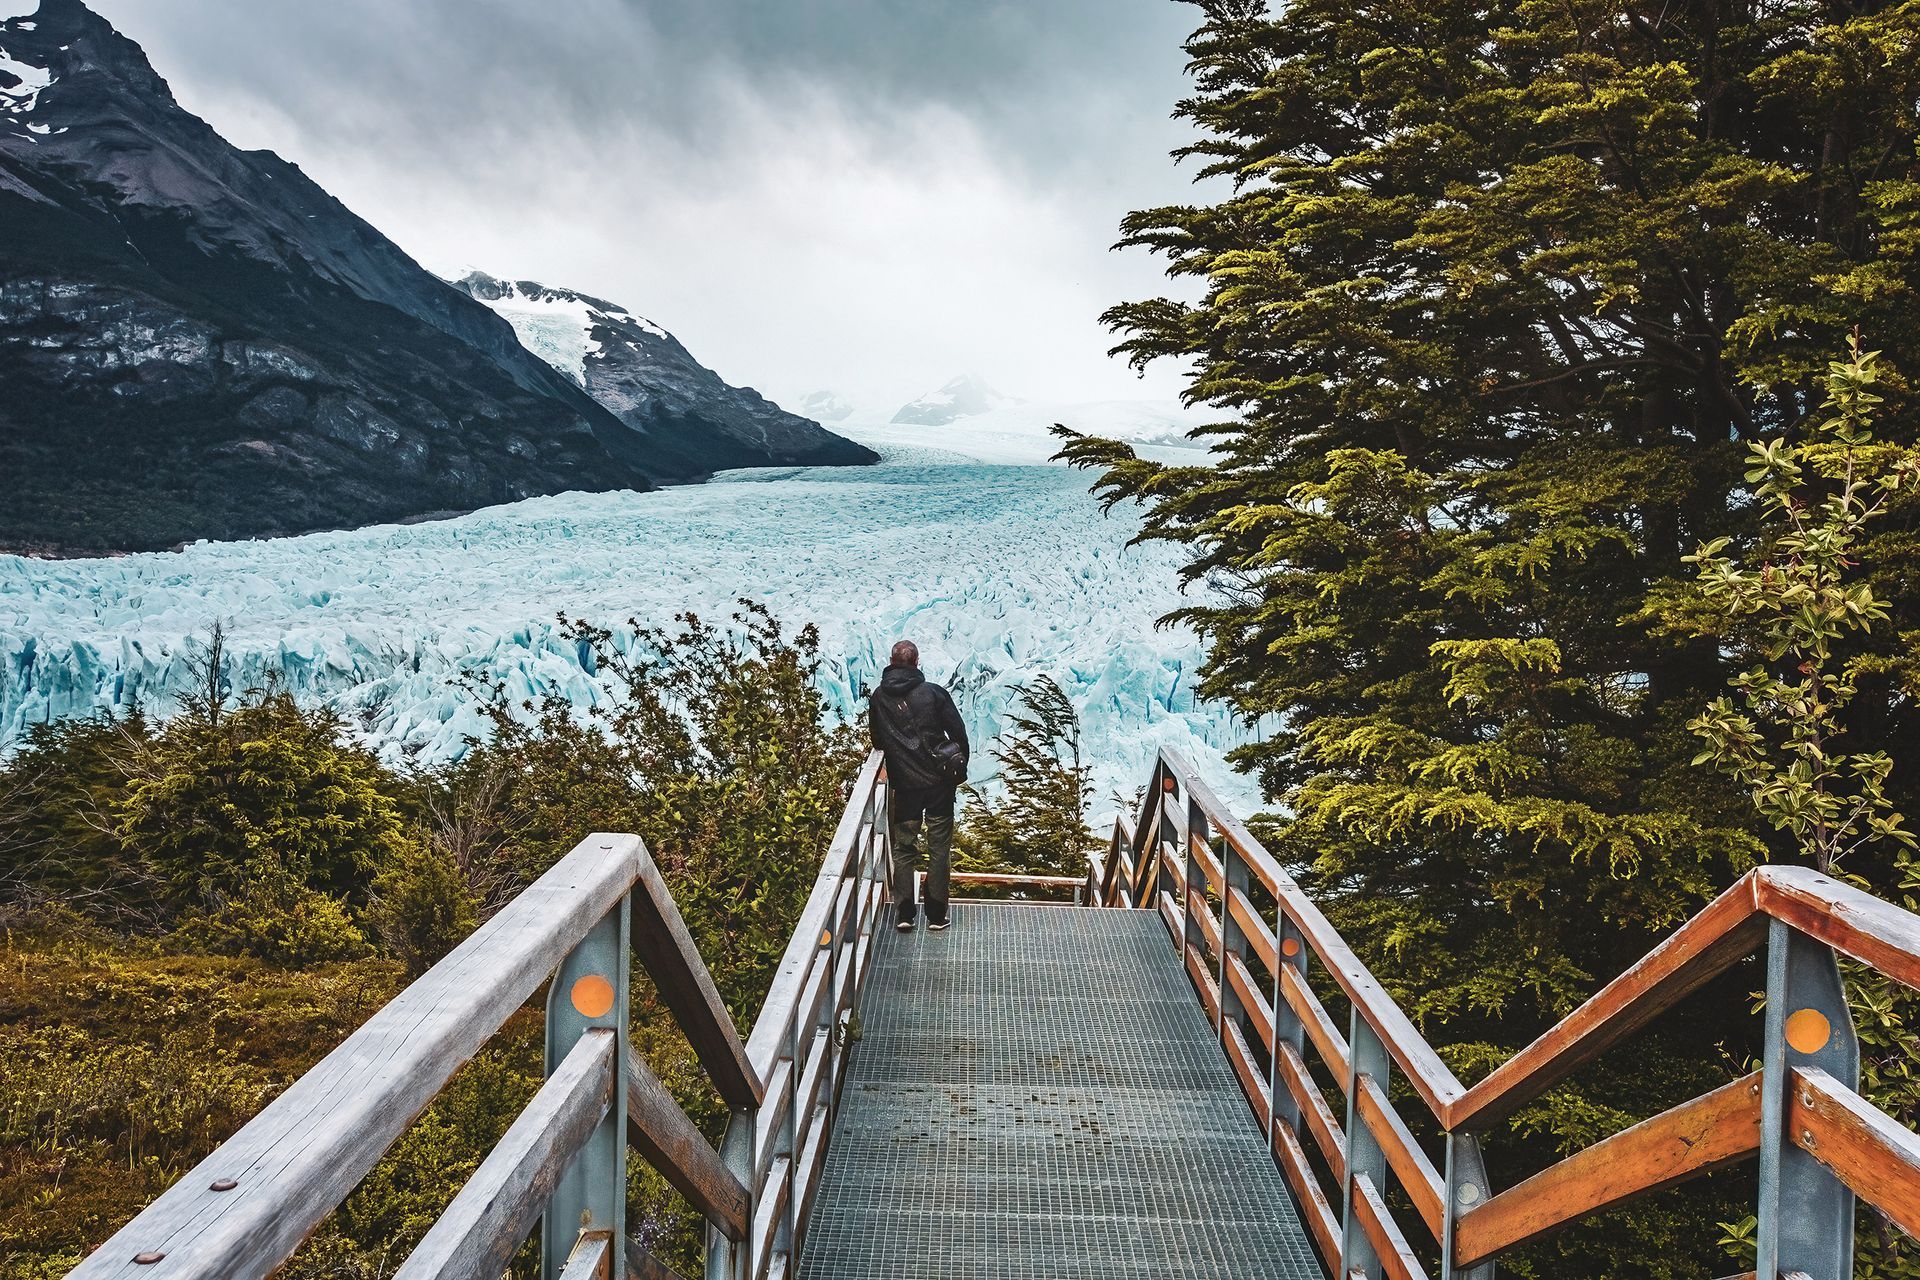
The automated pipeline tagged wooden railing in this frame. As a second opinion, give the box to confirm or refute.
[69,752,897,1280]
[1089,748,1920,1280]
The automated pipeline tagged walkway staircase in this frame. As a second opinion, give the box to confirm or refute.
[66,750,1920,1280]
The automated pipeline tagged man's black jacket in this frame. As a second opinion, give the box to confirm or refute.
[869,663,969,792]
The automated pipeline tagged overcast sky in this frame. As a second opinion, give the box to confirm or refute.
[100,0,1209,410]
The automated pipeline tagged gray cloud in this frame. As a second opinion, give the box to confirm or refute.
[99,0,1209,407]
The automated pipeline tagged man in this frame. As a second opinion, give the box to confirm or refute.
[869,639,969,932]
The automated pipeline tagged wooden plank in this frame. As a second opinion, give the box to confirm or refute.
[1789,1066,1920,1238]
[947,871,1086,889]
[1160,750,1467,1118]
[788,1103,833,1262]
[1188,883,1223,964]
[1355,1073,1444,1241]
[625,1045,750,1240]
[1352,1174,1428,1280]
[747,753,883,1080]
[1449,874,1769,1131]
[749,1155,791,1276]
[1227,885,1279,977]
[1276,1041,1347,1187]
[1158,890,1181,946]
[751,1058,794,1187]
[1279,961,1350,1085]
[625,1236,694,1280]
[1225,951,1275,1054]
[1184,940,1223,1024]
[1159,845,1185,893]
[630,848,762,1112]
[1453,1071,1763,1267]
[1192,836,1224,896]
[558,1231,613,1280]
[70,834,644,1280]
[1273,1114,1341,1271]
[394,1029,617,1280]
[1224,1020,1272,1129]
[1758,866,1920,994]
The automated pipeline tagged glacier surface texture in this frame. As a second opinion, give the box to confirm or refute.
[1,407,1261,812]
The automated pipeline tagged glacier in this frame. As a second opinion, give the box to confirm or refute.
[0,403,1265,814]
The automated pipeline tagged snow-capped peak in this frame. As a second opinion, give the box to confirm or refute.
[453,271,669,387]
[0,42,53,117]
[890,373,1016,427]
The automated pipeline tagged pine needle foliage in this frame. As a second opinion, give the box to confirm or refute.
[1061,0,1920,1272]
[961,676,1096,876]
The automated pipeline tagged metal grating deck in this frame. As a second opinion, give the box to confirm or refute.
[796,904,1324,1279]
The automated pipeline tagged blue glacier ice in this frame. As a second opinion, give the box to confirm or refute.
[0,403,1267,814]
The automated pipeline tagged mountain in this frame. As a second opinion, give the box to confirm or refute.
[799,390,855,423]
[0,1,867,557]
[890,373,1015,426]
[454,275,876,471]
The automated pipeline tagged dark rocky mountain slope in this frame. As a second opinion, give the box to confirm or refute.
[453,274,876,471]
[0,0,868,555]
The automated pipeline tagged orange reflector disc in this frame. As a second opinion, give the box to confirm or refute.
[1280,938,1301,958]
[571,974,615,1019]
[1784,1007,1832,1055]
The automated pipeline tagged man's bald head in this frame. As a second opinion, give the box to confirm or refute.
[890,640,920,668]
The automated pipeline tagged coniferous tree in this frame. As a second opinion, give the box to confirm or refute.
[1061,1,1920,1273]
[961,676,1096,876]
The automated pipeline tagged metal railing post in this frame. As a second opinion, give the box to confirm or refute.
[1339,1013,1389,1280]
[1219,835,1250,1043]
[1269,911,1307,1135]
[1755,918,1857,1280]
[543,892,630,1280]
[1441,1131,1495,1280]
[707,1114,755,1280]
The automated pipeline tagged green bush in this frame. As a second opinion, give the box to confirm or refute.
[368,838,480,978]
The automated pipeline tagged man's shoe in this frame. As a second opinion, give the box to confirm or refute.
[927,910,950,932]
[896,913,917,932]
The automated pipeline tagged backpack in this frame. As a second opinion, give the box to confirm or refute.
[889,695,967,785]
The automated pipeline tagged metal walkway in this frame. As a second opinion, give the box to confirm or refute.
[796,903,1322,1279]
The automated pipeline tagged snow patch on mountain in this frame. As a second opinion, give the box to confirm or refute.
[0,3,41,27]
[460,274,668,387]
[0,45,52,115]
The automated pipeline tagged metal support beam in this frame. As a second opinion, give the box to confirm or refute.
[1219,837,1251,1044]
[1441,1131,1495,1280]
[1756,919,1857,1280]
[545,896,630,1280]
[706,1114,755,1280]
[1340,1013,1390,1279]
[1269,912,1308,1135]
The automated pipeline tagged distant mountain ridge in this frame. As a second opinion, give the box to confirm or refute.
[0,0,868,555]
[455,274,876,471]
[891,373,1016,426]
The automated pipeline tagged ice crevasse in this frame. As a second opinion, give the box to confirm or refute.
[0,439,1269,814]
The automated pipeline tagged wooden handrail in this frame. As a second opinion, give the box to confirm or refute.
[69,833,645,1280]
[1789,1066,1920,1240]
[397,1029,618,1279]
[1111,747,1920,1280]
[1452,1072,1764,1267]
[625,1046,751,1240]
[630,850,762,1112]
[1156,752,1469,1117]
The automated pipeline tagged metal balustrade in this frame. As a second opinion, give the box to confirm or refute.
[1088,748,1920,1280]
[66,745,1920,1280]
